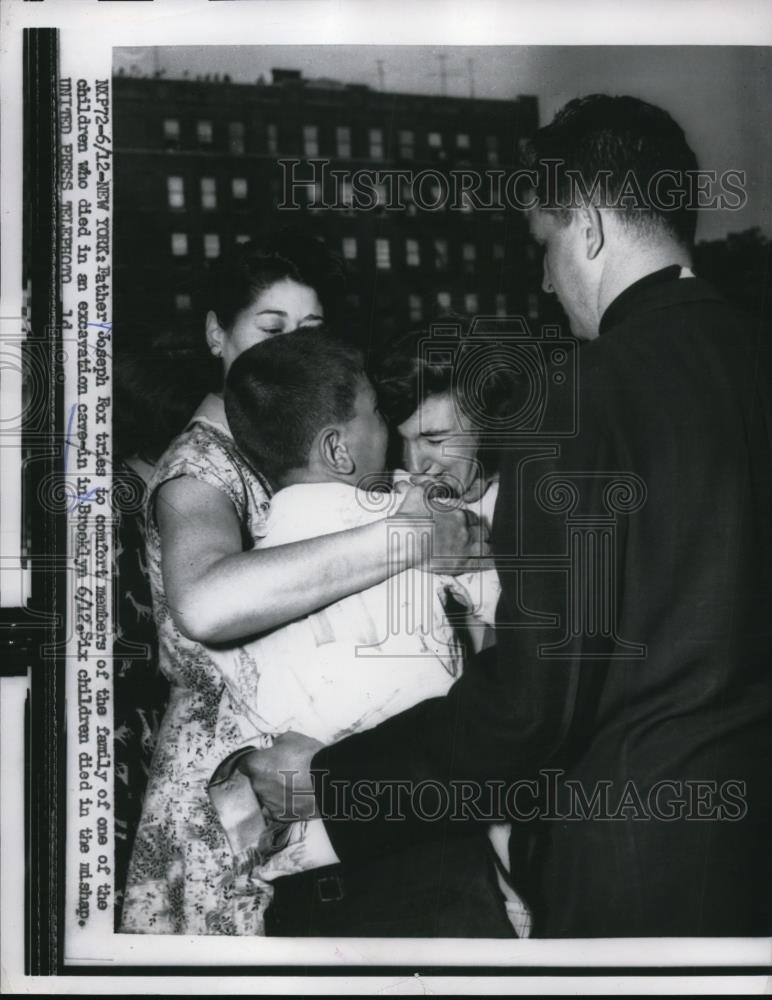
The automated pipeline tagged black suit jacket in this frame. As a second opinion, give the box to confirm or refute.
[313,269,772,937]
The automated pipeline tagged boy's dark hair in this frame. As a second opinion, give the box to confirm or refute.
[522,94,699,247]
[224,328,366,487]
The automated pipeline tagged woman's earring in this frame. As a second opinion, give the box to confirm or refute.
[211,346,222,358]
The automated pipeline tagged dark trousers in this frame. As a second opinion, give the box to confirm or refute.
[265,833,516,938]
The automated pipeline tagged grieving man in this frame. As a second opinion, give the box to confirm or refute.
[241,95,772,937]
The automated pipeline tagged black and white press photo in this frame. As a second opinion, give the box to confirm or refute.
[109,40,772,941]
[1,0,771,993]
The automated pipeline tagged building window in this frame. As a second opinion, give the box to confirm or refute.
[340,179,354,212]
[456,133,470,150]
[437,291,452,311]
[528,292,539,319]
[175,293,192,311]
[493,243,505,261]
[434,239,448,270]
[163,118,180,143]
[232,177,248,200]
[197,120,213,145]
[421,175,446,211]
[406,239,420,267]
[399,130,414,159]
[375,238,390,270]
[462,243,476,272]
[266,124,279,155]
[229,121,245,155]
[200,177,217,210]
[369,128,384,159]
[171,233,188,257]
[303,125,319,156]
[460,191,474,214]
[204,233,220,259]
[167,176,185,209]
[486,135,499,166]
[464,293,479,314]
[402,179,416,216]
[495,292,507,316]
[336,126,351,158]
[342,237,357,261]
[306,182,324,212]
[235,234,251,244]
[428,132,442,149]
[409,294,422,322]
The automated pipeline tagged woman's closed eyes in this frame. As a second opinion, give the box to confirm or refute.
[258,317,323,337]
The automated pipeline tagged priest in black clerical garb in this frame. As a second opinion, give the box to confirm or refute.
[239,95,772,938]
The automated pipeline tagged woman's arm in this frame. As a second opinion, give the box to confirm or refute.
[157,475,485,644]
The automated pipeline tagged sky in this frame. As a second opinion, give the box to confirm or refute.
[114,44,772,242]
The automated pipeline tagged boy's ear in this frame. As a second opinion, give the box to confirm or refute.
[318,426,354,475]
[205,310,226,358]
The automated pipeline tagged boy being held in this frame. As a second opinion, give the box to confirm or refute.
[216,328,465,746]
[204,329,514,937]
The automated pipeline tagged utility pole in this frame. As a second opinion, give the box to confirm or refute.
[429,53,462,96]
[436,53,448,96]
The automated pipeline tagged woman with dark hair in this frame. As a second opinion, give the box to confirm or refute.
[120,234,475,935]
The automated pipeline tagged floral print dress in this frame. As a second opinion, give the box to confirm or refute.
[112,457,169,927]
[120,398,272,935]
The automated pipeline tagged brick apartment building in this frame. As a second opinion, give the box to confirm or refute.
[113,68,548,348]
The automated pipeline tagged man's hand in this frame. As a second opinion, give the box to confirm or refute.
[237,731,324,821]
[392,476,493,575]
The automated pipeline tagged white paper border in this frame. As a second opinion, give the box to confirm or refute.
[2,0,771,991]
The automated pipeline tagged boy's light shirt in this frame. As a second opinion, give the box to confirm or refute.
[290,476,503,875]
[207,475,531,934]
[209,479,468,880]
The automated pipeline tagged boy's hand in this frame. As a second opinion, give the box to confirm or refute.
[391,477,493,574]
[237,732,323,821]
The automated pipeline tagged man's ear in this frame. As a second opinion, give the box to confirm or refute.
[578,204,604,260]
[205,310,226,358]
[318,426,354,475]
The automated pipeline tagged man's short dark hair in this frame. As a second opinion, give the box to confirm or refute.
[522,94,699,246]
[224,328,366,487]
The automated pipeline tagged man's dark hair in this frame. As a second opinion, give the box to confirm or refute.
[224,328,366,487]
[522,94,699,246]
